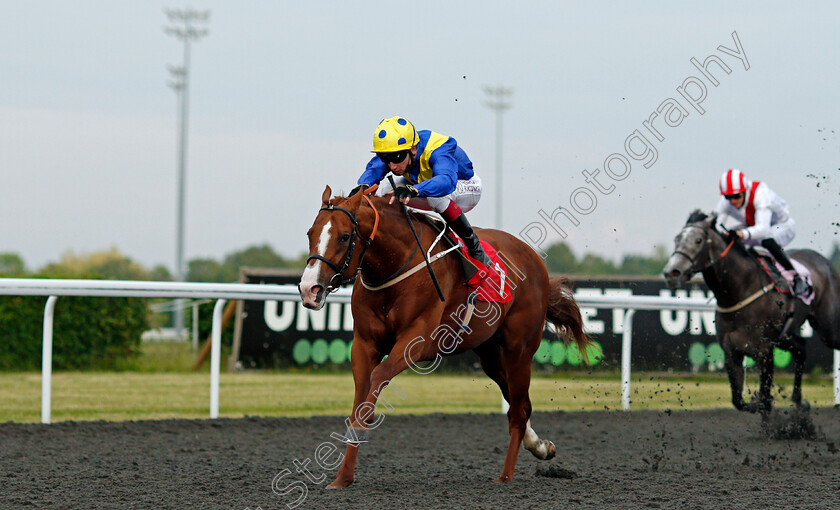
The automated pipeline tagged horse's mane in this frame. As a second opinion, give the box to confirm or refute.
[331,192,443,226]
[685,208,750,257]
[685,209,709,224]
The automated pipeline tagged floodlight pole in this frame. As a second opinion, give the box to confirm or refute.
[482,86,513,230]
[164,7,210,337]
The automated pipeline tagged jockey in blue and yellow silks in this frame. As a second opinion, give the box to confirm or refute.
[353,116,492,268]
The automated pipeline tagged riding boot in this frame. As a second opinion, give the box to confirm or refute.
[448,212,492,268]
[761,238,808,296]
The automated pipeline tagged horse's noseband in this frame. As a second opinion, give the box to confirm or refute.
[306,203,371,293]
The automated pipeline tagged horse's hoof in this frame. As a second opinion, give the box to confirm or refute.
[494,475,512,483]
[797,399,811,411]
[545,441,556,460]
[326,479,353,489]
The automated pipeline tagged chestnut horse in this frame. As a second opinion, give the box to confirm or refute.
[299,185,589,487]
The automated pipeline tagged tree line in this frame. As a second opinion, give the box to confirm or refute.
[3,241,840,281]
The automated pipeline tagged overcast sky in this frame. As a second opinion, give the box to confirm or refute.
[2,1,838,273]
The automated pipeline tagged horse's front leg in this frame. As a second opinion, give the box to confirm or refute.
[329,324,435,488]
[328,337,383,489]
[724,346,748,411]
[753,350,775,415]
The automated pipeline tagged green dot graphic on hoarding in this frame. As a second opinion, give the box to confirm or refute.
[534,340,551,364]
[688,342,707,367]
[773,347,792,368]
[565,340,603,366]
[586,341,603,365]
[534,339,601,367]
[346,340,353,362]
[311,339,328,364]
[706,343,725,366]
[688,343,792,370]
[329,339,347,364]
[550,341,566,366]
[292,339,310,365]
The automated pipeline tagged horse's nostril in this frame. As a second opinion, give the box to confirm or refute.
[670,269,681,277]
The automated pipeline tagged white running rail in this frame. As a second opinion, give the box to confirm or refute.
[0,279,349,423]
[0,278,835,422]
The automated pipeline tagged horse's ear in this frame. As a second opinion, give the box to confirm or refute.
[705,212,718,228]
[321,185,332,205]
[345,184,365,208]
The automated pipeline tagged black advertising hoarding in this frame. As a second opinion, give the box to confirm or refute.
[232,270,834,372]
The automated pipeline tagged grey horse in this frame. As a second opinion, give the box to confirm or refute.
[663,210,840,414]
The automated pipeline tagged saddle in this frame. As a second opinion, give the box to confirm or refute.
[410,210,511,303]
[748,246,815,305]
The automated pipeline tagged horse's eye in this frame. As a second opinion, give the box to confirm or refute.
[340,233,351,242]
[695,238,702,244]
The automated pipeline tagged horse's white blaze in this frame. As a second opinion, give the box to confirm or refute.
[299,220,332,293]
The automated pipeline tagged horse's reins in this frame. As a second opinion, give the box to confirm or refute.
[672,224,773,313]
[360,233,461,291]
[306,185,380,293]
[387,175,446,302]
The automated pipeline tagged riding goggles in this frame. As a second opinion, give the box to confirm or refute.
[377,150,409,165]
[724,193,744,201]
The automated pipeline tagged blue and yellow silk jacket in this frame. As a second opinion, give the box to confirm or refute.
[358,130,474,197]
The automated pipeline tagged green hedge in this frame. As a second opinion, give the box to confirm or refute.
[0,278,148,370]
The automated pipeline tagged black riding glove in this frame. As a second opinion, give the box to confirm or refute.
[393,185,419,201]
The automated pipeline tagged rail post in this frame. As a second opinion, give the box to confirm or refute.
[210,299,226,419]
[41,296,59,424]
[834,350,840,407]
[620,309,636,411]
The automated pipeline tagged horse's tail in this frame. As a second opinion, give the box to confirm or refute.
[546,276,595,364]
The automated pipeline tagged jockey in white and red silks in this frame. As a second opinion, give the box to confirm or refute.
[715,168,808,296]
[352,116,492,269]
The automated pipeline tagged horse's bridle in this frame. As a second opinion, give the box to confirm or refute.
[671,224,735,275]
[306,190,380,294]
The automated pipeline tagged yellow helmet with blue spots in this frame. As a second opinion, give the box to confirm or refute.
[371,116,418,153]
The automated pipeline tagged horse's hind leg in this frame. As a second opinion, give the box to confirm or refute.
[474,337,511,402]
[791,339,808,408]
[496,352,532,482]
[780,334,807,407]
[474,338,555,462]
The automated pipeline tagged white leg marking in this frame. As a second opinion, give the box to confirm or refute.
[523,419,554,460]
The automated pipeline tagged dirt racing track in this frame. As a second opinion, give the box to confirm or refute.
[3,408,840,509]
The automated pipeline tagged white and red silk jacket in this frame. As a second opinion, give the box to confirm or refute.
[715,180,792,241]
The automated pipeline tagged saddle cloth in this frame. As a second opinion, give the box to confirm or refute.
[410,209,512,304]
[454,238,512,304]
[751,247,815,305]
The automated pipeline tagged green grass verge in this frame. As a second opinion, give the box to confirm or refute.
[1,370,835,423]
[1,341,834,423]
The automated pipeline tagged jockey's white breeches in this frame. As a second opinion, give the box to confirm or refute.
[378,175,483,214]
